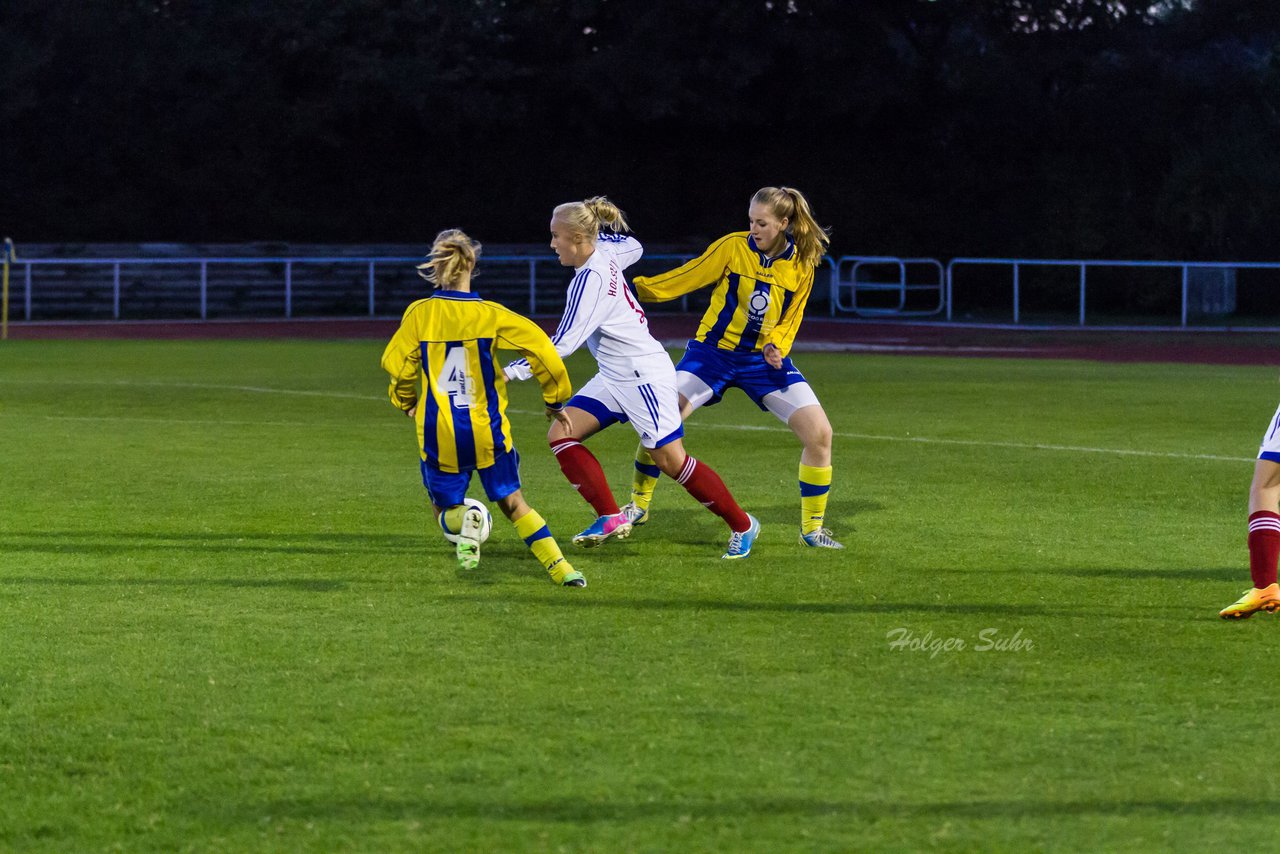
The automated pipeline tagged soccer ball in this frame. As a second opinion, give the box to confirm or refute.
[439,497,493,545]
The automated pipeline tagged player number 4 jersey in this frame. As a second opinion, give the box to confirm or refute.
[381,291,572,473]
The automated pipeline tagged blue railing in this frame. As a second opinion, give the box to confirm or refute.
[829,256,945,317]
[6,253,708,321]
[12,249,1277,328]
[945,257,1280,327]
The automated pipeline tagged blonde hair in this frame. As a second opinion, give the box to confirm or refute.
[751,186,830,268]
[416,228,480,289]
[552,195,631,241]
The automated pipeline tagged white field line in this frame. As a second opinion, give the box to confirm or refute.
[0,379,1253,463]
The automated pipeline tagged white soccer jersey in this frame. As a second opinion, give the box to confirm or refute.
[508,233,670,383]
[1260,401,1280,462]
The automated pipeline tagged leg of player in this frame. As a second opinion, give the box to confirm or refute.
[647,438,759,559]
[781,401,842,550]
[495,490,585,588]
[1220,458,1280,618]
[622,391,701,527]
[437,502,486,571]
[548,406,631,547]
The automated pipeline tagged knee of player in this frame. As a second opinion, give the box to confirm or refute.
[649,444,687,478]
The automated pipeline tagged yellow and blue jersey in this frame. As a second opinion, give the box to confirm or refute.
[381,291,572,473]
[632,231,815,357]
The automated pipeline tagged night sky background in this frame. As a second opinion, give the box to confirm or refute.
[4,0,1279,259]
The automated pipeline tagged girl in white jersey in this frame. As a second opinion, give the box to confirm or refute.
[506,196,759,559]
[1219,400,1280,618]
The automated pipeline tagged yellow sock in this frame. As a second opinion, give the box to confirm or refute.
[629,444,661,511]
[799,463,832,535]
[441,505,466,533]
[513,508,569,572]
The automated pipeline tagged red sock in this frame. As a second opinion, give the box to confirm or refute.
[1248,511,1280,589]
[550,438,619,516]
[675,456,750,532]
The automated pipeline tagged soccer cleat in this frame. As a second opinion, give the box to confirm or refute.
[722,514,761,560]
[1219,583,1280,620]
[455,504,486,570]
[548,559,586,588]
[800,527,845,549]
[620,501,649,527]
[572,512,633,548]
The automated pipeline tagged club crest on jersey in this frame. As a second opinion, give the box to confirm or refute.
[747,290,771,322]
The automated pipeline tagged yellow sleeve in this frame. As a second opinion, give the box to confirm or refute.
[379,305,422,412]
[494,309,573,407]
[765,265,814,358]
[632,233,737,302]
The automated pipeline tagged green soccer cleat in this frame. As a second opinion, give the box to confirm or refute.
[548,559,586,588]
[1219,583,1280,620]
[455,504,486,570]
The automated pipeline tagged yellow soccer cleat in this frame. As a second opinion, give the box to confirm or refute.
[1219,583,1280,620]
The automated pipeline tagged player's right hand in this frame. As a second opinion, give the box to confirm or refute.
[547,406,573,433]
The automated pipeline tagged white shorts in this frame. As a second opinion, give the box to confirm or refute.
[570,370,685,449]
[678,371,821,426]
[1260,402,1280,463]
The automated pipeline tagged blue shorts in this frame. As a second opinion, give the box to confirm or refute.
[422,449,522,507]
[675,339,807,411]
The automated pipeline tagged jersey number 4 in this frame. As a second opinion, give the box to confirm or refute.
[438,348,475,409]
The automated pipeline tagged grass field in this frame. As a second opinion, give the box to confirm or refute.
[1,338,1277,852]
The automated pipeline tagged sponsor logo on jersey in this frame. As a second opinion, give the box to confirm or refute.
[747,290,770,322]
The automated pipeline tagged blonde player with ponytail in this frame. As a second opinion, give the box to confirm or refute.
[504,197,760,559]
[381,229,586,587]
[625,186,845,549]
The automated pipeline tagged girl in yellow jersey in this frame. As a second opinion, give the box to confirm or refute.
[381,229,586,587]
[625,186,844,549]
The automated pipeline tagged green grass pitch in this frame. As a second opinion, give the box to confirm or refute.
[1,338,1276,852]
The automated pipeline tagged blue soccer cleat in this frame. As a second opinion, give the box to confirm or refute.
[571,512,633,548]
[722,514,760,560]
[800,527,845,549]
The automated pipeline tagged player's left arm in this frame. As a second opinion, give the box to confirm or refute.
[763,265,814,366]
[597,233,643,271]
[379,311,422,414]
[495,310,574,414]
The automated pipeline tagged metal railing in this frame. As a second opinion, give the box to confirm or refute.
[17,248,1273,328]
[5,253,715,322]
[944,257,1280,326]
[829,255,945,317]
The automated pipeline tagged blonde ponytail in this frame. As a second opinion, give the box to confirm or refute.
[417,228,480,289]
[751,186,830,268]
[552,195,631,240]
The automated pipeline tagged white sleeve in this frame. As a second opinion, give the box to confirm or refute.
[504,359,533,382]
[549,267,609,357]
[596,234,643,271]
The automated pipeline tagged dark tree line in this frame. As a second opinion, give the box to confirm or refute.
[3,0,1279,259]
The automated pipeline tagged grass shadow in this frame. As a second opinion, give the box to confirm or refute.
[443,592,1059,617]
[0,575,346,591]
[0,530,423,557]
[215,794,1280,825]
